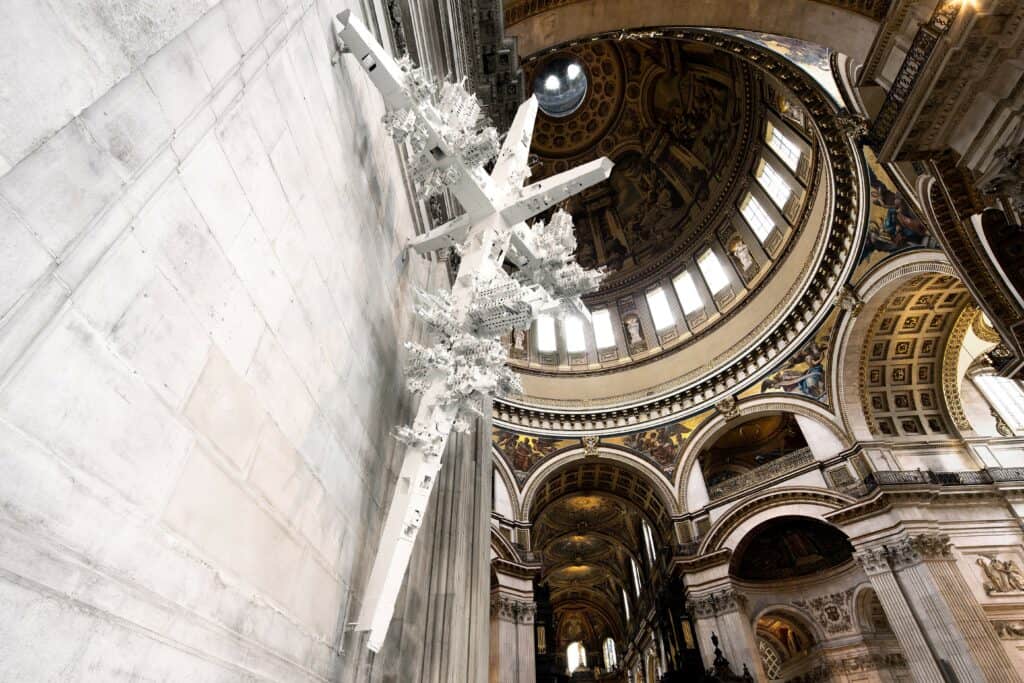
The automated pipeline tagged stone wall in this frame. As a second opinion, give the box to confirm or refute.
[0,0,432,679]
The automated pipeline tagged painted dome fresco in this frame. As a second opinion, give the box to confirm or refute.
[499,29,863,432]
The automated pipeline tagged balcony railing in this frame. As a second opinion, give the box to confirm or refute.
[707,447,814,500]
[863,467,1024,491]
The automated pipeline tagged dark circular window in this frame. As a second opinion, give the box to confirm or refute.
[533,56,588,118]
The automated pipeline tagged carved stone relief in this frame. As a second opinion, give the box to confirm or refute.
[993,621,1024,640]
[976,555,1024,595]
[794,588,856,635]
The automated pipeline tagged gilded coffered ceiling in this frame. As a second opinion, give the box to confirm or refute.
[860,273,971,438]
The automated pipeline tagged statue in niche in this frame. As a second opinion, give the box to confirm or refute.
[978,555,1024,594]
[623,314,645,347]
[727,236,756,275]
[512,328,526,351]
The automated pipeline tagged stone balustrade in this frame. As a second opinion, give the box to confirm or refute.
[707,448,815,500]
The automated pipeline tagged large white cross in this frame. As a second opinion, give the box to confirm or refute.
[334,11,613,652]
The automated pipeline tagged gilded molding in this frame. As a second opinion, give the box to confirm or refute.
[942,304,978,432]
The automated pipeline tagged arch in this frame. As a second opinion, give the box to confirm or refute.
[752,603,827,646]
[831,250,959,440]
[852,583,895,636]
[505,0,881,62]
[698,487,854,555]
[491,526,519,563]
[492,444,523,520]
[674,394,852,512]
[519,446,679,524]
[730,515,855,582]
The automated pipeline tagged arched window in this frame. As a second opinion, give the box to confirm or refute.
[974,373,1024,434]
[622,587,631,622]
[641,519,657,565]
[603,637,618,671]
[755,160,792,208]
[566,641,587,673]
[630,556,642,597]
[765,121,801,172]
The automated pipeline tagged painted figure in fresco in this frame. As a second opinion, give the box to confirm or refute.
[623,423,691,470]
[762,340,827,400]
[863,172,931,257]
[494,431,559,473]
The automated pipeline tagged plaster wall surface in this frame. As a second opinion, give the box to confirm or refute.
[0,0,425,680]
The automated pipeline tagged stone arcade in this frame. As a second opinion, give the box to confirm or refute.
[1,1,1024,682]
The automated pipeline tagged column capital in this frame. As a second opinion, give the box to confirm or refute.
[686,588,745,618]
[853,545,892,575]
[908,532,953,561]
[490,593,537,623]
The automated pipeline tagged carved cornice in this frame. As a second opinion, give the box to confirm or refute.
[503,0,893,27]
[927,152,1024,371]
[494,27,865,434]
[866,0,963,155]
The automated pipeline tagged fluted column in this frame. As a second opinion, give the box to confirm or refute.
[687,588,763,681]
[902,534,1020,683]
[886,535,986,682]
[489,593,537,683]
[854,545,945,682]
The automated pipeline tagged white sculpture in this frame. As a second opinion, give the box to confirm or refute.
[334,11,613,652]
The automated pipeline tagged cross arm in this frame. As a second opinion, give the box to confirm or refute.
[334,10,413,110]
[499,157,614,225]
[490,96,538,191]
[407,215,472,254]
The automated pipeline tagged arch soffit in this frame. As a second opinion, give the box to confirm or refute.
[506,0,880,62]
[519,446,679,522]
[698,487,855,555]
[491,526,519,563]
[831,250,958,440]
[674,394,851,510]
[752,603,829,645]
[492,444,524,520]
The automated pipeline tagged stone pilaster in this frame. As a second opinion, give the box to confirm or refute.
[490,593,537,683]
[885,534,985,682]
[854,545,945,682]
[907,534,1020,683]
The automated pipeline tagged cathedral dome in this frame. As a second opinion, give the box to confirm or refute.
[499,30,863,433]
